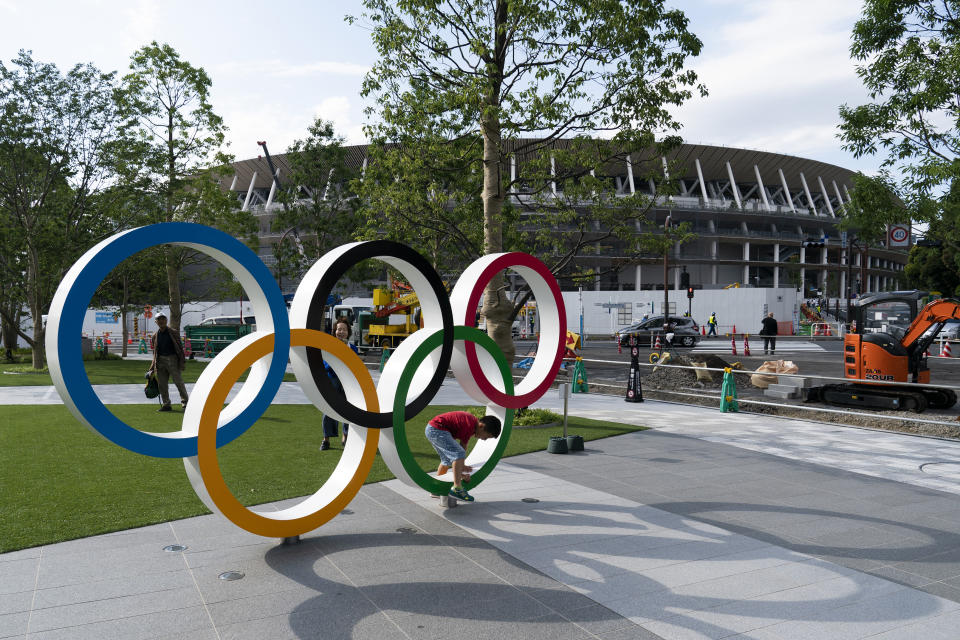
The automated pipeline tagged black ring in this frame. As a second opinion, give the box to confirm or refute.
[304,241,454,428]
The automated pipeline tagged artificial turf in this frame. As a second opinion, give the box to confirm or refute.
[0,403,646,552]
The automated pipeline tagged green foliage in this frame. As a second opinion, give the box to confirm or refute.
[839,172,907,245]
[0,50,124,367]
[271,118,365,288]
[905,179,960,294]
[115,42,249,328]
[514,407,562,426]
[349,0,705,301]
[839,0,960,196]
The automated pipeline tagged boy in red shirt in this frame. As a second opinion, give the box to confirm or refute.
[426,410,502,502]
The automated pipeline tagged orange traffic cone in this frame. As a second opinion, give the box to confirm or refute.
[731,335,738,356]
[744,334,751,356]
[654,334,661,350]
[825,324,832,336]
[701,325,706,336]
[943,341,953,358]
[732,324,737,334]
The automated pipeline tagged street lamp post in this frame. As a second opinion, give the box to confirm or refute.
[663,215,672,332]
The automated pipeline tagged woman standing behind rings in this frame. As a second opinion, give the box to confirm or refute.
[320,318,359,451]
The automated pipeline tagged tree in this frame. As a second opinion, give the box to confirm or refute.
[116,42,250,331]
[839,0,960,197]
[905,179,960,294]
[351,0,704,359]
[270,118,361,288]
[838,172,910,294]
[0,51,123,368]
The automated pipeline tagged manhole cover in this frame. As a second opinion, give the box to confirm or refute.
[521,498,540,503]
[341,509,353,515]
[919,462,960,480]
[396,527,417,534]
[218,571,244,581]
[162,544,187,553]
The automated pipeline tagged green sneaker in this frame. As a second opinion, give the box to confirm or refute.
[449,486,474,502]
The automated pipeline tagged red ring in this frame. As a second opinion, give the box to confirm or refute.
[459,253,566,408]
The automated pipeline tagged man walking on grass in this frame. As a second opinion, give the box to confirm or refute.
[149,313,188,412]
[425,411,501,502]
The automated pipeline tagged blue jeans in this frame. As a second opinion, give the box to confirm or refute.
[425,425,465,466]
[322,415,348,438]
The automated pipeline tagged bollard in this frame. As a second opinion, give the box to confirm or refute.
[943,340,953,358]
[720,367,739,412]
[654,334,661,350]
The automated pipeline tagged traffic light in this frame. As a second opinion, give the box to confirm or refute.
[687,286,694,299]
[803,238,825,249]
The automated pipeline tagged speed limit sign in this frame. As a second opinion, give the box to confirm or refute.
[888,224,910,247]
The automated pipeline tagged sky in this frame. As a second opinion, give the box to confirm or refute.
[0,0,879,173]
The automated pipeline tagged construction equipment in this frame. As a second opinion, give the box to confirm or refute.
[364,286,421,349]
[810,291,960,412]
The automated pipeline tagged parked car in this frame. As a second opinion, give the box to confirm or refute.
[198,315,256,327]
[617,315,700,347]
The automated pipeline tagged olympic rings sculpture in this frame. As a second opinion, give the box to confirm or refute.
[47,223,566,538]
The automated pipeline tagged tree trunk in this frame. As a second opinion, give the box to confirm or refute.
[1,307,18,361]
[165,250,182,332]
[121,273,129,358]
[479,0,515,364]
[27,249,43,370]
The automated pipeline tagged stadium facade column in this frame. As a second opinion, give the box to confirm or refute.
[726,162,742,209]
[773,243,779,288]
[821,246,829,294]
[634,265,642,291]
[800,172,816,213]
[711,241,718,285]
[743,242,750,285]
[754,165,770,210]
[695,158,709,203]
[800,245,807,295]
[779,169,796,213]
[817,176,835,217]
[242,171,258,211]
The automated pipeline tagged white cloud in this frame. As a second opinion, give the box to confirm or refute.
[312,96,366,145]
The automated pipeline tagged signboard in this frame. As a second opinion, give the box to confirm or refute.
[888,224,910,247]
[94,311,118,324]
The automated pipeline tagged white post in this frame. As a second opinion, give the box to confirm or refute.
[626,155,635,194]
[265,168,279,207]
[634,264,642,290]
[743,242,750,284]
[799,172,816,214]
[778,168,796,213]
[695,157,709,203]
[242,171,258,211]
[817,176,835,216]
[726,162,742,209]
[754,165,771,210]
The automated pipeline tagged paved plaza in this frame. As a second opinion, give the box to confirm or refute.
[5,378,960,639]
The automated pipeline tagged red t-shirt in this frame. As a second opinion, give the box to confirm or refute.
[429,411,478,447]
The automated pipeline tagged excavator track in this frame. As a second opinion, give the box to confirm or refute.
[814,384,934,413]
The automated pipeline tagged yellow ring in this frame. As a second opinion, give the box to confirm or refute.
[195,329,380,537]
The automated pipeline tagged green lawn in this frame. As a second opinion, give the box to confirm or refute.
[0,403,646,552]
[0,357,296,386]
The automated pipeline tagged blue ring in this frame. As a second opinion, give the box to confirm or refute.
[54,223,289,458]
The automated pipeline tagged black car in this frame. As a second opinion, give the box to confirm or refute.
[617,315,700,347]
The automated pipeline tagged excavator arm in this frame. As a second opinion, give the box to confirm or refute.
[900,299,960,355]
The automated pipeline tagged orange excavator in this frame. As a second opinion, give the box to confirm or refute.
[811,291,960,412]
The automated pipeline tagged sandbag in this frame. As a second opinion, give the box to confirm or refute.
[690,361,713,383]
[750,359,799,389]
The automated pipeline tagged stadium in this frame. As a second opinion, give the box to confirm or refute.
[224,142,908,301]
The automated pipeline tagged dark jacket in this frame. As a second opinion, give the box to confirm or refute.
[150,328,186,370]
[760,316,778,336]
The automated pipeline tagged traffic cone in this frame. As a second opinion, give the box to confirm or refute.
[701,325,706,336]
[732,324,736,334]
[825,324,833,336]
[654,334,661,350]
[943,341,953,358]
[744,334,751,356]
[731,334,738,356]
[720,368,739,412]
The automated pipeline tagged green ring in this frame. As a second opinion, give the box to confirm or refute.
[392,325,514,494]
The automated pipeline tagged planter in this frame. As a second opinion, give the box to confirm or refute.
[566,435,584,451]
[547,436,568,454]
